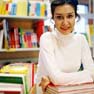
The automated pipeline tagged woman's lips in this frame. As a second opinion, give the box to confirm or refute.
[60,27,69,31]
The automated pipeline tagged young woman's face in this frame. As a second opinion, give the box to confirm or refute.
[53,4,76,35]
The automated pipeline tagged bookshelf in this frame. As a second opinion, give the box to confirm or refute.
[0,0,50,63]
[0,0,50,94]
[77,0,94,58]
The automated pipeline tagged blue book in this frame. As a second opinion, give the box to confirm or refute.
[36,3,40,16]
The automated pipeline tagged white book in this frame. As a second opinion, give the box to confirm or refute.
[0,83,23,94]
[0,29,4,49]
[2,19,9,49]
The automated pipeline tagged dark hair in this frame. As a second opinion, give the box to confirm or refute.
[51,0,80,19]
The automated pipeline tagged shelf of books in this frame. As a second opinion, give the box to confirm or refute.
[0,0,50,63]
[71,1,94,58]
[86,0,94,58]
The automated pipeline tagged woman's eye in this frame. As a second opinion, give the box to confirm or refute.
[67,15,73,19]
[55,16,63,20]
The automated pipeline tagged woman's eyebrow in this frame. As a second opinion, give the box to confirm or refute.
[55,12,75,15]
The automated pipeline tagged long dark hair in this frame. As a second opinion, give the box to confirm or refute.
[51,0,80,20]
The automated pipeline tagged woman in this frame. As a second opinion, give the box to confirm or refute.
[35,0,94,93]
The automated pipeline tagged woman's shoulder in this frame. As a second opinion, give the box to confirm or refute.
[40,32,51,40]
[74,33,89,45]
[40,32,53,44]
[39,32,55,49]
[74,33,86,40]
[41,32,52,39]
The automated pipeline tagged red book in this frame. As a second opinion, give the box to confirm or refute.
[9,27,15,48]
[14,27,20,48]
[0,91,21,94]
[36,20,44,44]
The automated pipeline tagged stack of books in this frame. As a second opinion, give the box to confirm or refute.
[0,73,25,94]
[45,82,94,94]
[0,62,37,94]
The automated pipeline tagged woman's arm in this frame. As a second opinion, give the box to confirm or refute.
[81,35,94,80]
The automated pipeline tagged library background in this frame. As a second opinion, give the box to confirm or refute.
[0,0,94,94]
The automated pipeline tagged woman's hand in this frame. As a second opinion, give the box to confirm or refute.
[39,76,50,92]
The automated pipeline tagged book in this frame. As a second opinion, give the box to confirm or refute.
[0,29,4,49]
[46,88,94,94]
[0,83,23,94]
[45,82,94,94]
[89,24,94,46]
[2,19,9,49]
[0,91,21,94]
[16,1,27,16]
[0,73,27,94]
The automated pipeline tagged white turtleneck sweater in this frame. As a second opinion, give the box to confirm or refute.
[35,28,94,86]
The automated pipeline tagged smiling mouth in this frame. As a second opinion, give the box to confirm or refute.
[60,27,69,31]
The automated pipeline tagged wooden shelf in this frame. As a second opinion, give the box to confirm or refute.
[0,48,39,52]
[0,15,47,20]
[0,50,39,63]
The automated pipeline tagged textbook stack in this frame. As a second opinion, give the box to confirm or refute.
[45,83,94,94]
[0,62,37,94]
[0,73,25,94]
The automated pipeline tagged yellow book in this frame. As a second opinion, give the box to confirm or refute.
[1,1,6,15]
[89,24,94,46]
[0,1,3,14]
[0,63,27,74]
[40,3,46,17]
[22,1,28,16]
[16,1,22,16]
[16,1,27,16]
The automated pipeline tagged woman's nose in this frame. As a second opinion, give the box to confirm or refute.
[62,18,69,26]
